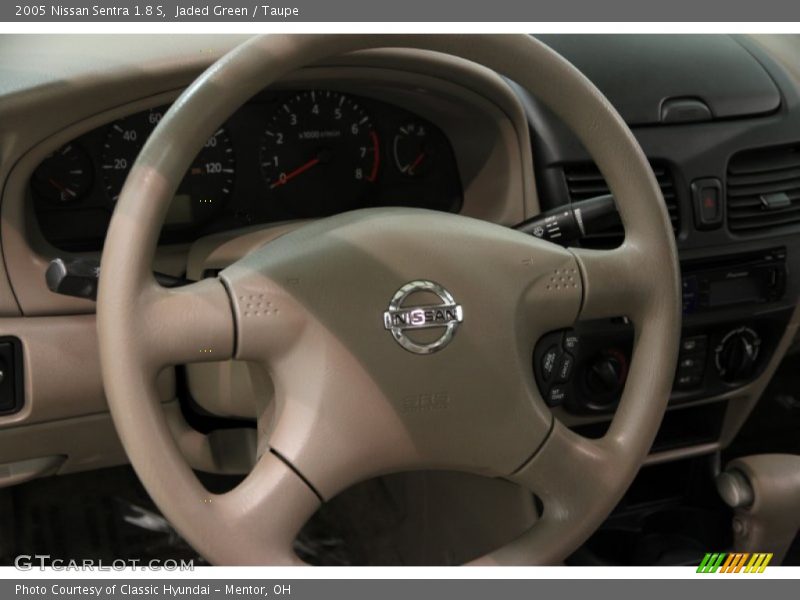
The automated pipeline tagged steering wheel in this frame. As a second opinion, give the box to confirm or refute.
[96,34,681,565]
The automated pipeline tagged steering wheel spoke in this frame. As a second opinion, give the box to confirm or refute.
[209,452,321,565]
[473,423,624,565]
[138,278,235,370]
[513,423,616,511]
[571,245,648,321]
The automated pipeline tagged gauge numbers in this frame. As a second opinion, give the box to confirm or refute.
[259,90,379,217]
[101,108,235,224]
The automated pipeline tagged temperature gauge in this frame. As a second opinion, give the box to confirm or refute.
[392,122,432,178]
[31,143,93,204]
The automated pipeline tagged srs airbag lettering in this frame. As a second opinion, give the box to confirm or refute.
[401,392,450,413]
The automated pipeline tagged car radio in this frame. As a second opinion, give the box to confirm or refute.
[681,248,786,314]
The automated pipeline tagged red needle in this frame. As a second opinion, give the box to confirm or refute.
[407,152,425,175]
[48,177,76,198]
[270,157,320,189]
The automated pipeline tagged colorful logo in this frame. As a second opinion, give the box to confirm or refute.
[697,553,773,573]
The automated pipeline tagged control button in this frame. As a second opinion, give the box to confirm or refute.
[563,331,580,353]
[674,372,703,390]
[556,353,574,383]
[678,356,704,370]
[760,192,791,211]
[681,335,707,354]
[541,346,559,381]
[691,178,723,230]
[660,98,712,124]
[716,470,755,509]
[547,385,567,407]
[682,276,698,314]
[586,352,627,396]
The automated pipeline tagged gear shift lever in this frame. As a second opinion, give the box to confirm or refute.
[717,454,800,564]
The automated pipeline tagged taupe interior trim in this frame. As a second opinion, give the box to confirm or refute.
[96,34,680,566]
[727,454,800,563]
[0,41,539,478]
[1,53,535,318]
[0,314,174,429]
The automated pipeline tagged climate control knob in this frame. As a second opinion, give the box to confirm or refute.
[715,327,761,383]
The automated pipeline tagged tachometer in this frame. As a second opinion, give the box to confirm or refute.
[101,107,235,225]
[259,90,379,217]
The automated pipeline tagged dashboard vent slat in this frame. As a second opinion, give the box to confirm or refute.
[727,143,800,234]
[728,167,800,188]
[728,204,800,221]
[562,161,679,248]
[727,177,800,199]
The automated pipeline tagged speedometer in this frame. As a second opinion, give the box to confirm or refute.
[101,107,235,225]
[259,90,379,217]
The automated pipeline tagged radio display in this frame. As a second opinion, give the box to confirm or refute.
[681,248,786,314]
[708,275,762,307]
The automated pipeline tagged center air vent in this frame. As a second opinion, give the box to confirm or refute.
[563,162,679,248]
[727,143,800,234]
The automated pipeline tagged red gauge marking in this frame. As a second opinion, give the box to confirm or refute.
[48,177,76,198]
[607,348,629,385]
[270,157,320,189]
[407,152,426,176]
[368,130,380,182]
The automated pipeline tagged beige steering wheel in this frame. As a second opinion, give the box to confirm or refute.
[96,34,681,565]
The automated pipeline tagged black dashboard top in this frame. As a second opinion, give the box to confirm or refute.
[536,35,781,125]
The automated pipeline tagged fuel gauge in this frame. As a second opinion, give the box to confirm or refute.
[31,143,93,204]
[392,122,433,178]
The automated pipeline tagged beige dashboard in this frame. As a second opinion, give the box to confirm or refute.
[0,34,797,488]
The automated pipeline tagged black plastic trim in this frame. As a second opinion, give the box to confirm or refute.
[0,336,24,416]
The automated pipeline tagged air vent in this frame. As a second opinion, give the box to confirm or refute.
[563,162,679,248]
[727,143,800,234]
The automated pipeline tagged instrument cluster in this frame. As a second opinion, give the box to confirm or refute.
[30,89,463,251]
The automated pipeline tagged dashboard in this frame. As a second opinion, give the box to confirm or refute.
[513,35,800,455]
[2,34,800,569]
[30,89,462,251]
[0,39,534,479]
[1,34,800,483]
